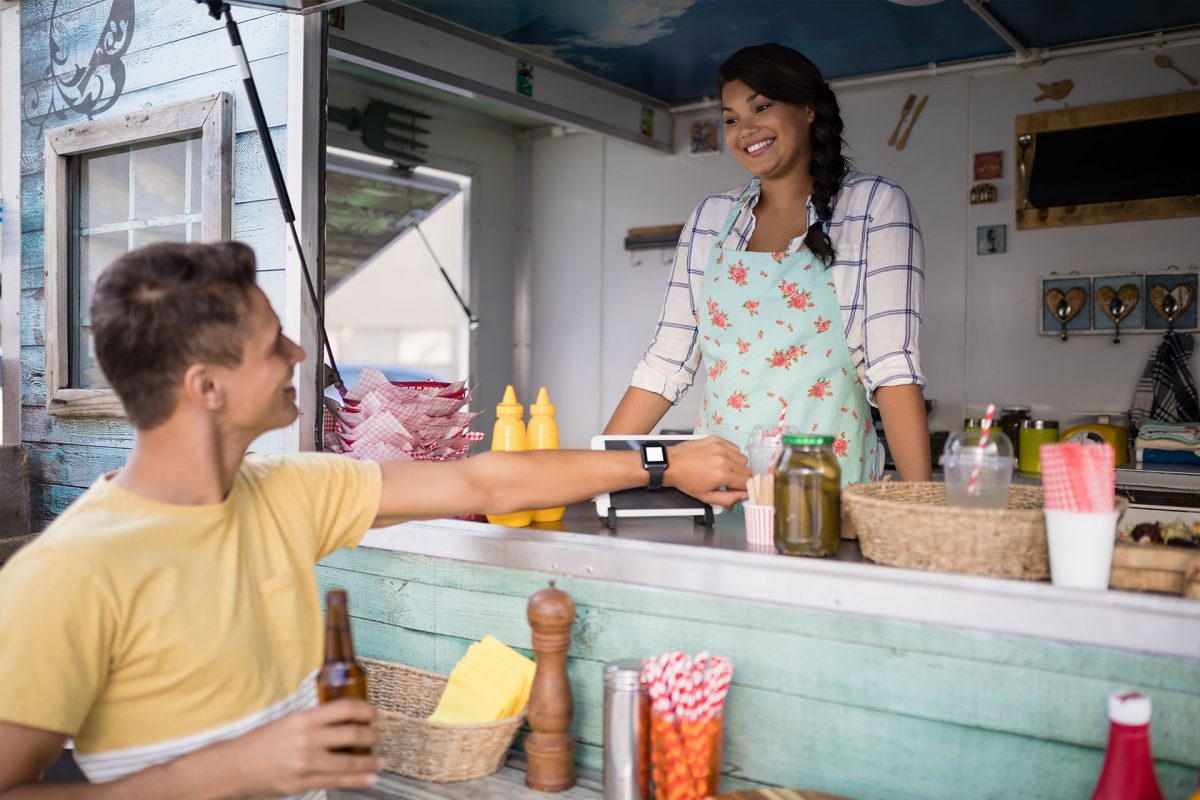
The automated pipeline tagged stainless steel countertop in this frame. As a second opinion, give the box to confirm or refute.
[361,505,1200,660]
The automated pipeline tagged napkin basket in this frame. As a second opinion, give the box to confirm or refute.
[843,482,1050,579]
[361,657,525,782]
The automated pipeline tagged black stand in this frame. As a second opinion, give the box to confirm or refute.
[195,1,342,441]
[603,504,715,531]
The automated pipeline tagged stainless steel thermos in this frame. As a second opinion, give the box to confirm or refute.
[603,659,650,800]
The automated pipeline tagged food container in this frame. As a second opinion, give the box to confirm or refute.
[941,431,1015,510]
[999,406,1032,462]
[773,434,840,556]
[1018,420,1059,474]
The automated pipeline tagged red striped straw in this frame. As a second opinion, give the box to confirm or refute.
[967,403,996,496]
[774,398,788,436]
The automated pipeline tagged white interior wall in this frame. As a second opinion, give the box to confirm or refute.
[530,43,1200,447]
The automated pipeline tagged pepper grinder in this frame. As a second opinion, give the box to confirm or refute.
[525,580,576,791]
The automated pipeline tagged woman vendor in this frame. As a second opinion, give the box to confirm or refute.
[604,43,932,484]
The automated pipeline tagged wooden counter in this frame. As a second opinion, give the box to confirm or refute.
[318,504,1200,800]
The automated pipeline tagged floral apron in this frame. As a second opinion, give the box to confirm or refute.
[694,182,879,487]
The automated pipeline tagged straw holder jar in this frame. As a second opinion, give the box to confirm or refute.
[843,482,1050,579]
[360,658,525,783]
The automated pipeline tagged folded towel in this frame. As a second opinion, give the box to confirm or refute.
[1130,333,1200,433]
[1134,436,1200,452]
[1137,420,1200,445]
[427,636,536,724]
[1136,447,1200,466]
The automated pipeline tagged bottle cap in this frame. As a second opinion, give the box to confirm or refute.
[326,589,348,606]
[497,385,524,418]
[1108,691,1152,726]
[603,659,644,691]
[782,434,834,446]
[531,387,555,416]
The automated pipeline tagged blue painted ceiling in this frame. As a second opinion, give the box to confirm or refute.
[399,0,1200,104]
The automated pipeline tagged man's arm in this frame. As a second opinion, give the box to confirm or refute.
[374,435,750,525]
[0,701,382,799]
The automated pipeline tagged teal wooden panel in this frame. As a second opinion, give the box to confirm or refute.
[28,482,86,529]
[21,346,45,407]
[23,441,128,489]
[235,128,289,205]
[19,53,291,176]
[316,551,1200,800]
[321,547,1200,696]
[315,562,1200,765]
[20,174,43,233]
[19,288,44,347]
[20,231,44,290]
[21,406,133,449]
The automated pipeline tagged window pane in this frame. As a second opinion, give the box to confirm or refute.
[132,138,190,219]
[80,150,130,228]
[131,224,188,250]
[74,231,128,390]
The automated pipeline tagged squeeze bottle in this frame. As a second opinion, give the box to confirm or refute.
[528,387,566,523]
[1091,691,1165,800]
[486,385,534,528]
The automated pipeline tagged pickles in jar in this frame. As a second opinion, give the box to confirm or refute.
[773,435,840,557]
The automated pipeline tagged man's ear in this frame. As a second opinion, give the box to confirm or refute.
[807,104,816,124]
[182,364,224,412]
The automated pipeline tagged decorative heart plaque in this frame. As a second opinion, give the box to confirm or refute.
[1045,286,1088,324]
[1149,283,1194,323]
[1097,283,1140,324]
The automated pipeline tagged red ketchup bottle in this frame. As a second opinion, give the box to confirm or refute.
[1091,691,1165,800]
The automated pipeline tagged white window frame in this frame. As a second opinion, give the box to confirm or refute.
[43,93,233,418]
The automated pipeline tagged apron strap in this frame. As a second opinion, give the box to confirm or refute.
[715,179,760,246]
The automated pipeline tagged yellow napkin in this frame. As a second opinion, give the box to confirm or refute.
[427,636,536,724]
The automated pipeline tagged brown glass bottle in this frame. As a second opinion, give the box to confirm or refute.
[317,589,371,754]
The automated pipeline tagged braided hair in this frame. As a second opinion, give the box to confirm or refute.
[718,43,847,266]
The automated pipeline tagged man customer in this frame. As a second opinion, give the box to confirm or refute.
[0,241,750,799]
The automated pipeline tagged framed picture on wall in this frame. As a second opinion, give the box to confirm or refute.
[974,151,1003,180]
[976,224,1006,255]
[689,119,720,156]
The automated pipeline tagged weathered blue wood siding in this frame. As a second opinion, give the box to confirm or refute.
[19,0,292,526]
[319,547,1200,800]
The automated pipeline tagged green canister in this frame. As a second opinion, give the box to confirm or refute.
[773,434,841,557]
[1018,420,1058,474]
[963,417,984,434]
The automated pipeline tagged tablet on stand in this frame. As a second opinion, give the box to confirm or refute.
[591,435,720,530]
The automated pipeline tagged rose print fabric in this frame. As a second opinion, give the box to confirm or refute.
[694,184,879,486]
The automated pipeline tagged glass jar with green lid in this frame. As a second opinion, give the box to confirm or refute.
[1018,420,1059,474]
[773,434,841,557]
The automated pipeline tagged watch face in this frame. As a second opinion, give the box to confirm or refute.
[643,444,667,464]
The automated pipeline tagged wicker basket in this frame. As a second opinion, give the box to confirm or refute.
[361,657,525,783]
[843,482,1049,579]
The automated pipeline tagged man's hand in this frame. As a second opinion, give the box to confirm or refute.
[213,699,383,798]
[664,436,751,508]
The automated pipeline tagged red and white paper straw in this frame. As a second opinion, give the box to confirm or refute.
[967,403,995,496]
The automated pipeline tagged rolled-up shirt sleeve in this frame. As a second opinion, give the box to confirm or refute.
[630,203,706,403]
[861,183,926,402]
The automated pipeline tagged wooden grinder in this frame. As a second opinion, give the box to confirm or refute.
[525,581,576,791]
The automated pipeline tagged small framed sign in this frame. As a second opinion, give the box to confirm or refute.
[689,119,720,156]
[977,224,1006,255]
[516,60,534,97]
[974,151,1003,181]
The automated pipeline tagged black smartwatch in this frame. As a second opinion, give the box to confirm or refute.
[640,442,669,490]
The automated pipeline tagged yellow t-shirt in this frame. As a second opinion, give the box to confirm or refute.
[0,453,381,783]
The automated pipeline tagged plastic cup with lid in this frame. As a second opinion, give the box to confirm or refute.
[941,430,1016,509]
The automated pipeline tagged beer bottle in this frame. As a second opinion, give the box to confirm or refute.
[317,589,371,754]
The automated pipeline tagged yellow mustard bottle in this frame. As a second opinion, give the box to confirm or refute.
[486,385,534,528]
[528,387,566,523]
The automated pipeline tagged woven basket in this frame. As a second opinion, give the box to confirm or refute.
[843,482,1049,579]
[361,657,525,783]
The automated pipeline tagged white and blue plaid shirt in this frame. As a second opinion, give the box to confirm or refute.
[630,172,926,407]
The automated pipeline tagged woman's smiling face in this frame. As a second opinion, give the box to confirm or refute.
[721,79,815,181]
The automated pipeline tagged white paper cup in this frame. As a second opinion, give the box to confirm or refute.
[1044,509,1119,590]
[744,503,775,550]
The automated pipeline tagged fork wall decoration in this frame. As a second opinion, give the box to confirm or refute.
[1039,269,1199,341]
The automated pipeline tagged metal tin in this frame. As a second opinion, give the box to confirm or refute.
[603,660,649,800]
[773,435,841,557]
[1018,420,1059,474]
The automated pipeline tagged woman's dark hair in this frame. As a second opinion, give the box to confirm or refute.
[718,43,847,265]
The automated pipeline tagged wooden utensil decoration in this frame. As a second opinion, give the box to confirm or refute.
[1149,283,1194,331]
[887,95,916,148]
[1045,286,1087,341]
[525,581,576,792]
[1033,79,1074,103]
[894,94,928,151]
[1154,54,1199,87]
[1097,283,1140,344]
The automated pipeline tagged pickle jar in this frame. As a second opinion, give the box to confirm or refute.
[773,434,841,557]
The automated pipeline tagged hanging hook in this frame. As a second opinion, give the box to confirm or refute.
[1109,296,1125,344]
[1055,298,1071,341]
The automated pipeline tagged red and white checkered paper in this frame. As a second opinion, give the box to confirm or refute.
[322,368,484,462]
[1039,442,1115,513]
